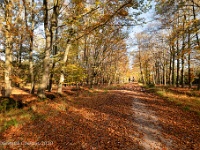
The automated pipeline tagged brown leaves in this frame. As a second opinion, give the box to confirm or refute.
[100,14,112,22]
[1,84,200,149]
[118,9,129,17]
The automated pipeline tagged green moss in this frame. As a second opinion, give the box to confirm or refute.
[176,102,182,106]
[0,98,24,113]
[183,105,190,111]
[147,83,155,88]
[156,90,165,97]
[30,113,44,121]
[197,111,200,116]
[104,89,108,93]
[1,118,18,132]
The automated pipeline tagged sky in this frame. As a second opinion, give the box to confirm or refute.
[126,0,156,67]
[129,0,156,41]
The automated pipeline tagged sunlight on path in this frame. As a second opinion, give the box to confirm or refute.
[132,98,172,150]
[0,88,29,96]
[11,88,30,95]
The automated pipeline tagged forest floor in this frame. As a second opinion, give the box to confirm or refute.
[0,83,200,150]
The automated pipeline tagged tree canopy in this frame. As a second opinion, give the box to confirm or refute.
[0,0,146,98]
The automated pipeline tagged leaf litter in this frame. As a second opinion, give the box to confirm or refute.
[0,83,199,150]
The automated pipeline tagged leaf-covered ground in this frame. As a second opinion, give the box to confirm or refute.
[0,83,200,149]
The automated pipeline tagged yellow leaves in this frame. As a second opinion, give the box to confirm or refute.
[64,64,86,82]
[84,7,90,12]
[95,0,101,6]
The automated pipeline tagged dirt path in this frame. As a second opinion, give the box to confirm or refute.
[133,97,170,149]
[0,83,200,150]
[117,89,172,150]
[120,84,200,150]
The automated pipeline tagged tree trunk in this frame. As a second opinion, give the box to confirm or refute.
[181,56,185,88]
[152,66,156,85]
[176,39,180,87]
[163,46,166,86]
[30,32,35,94]
[23,0,35,94]
[181,14,186,88]
[4,0,12,97]
[188,32,192,88]
[192,0,200,47]
[176,12,180,87]
[48,0,60,92]
[138,47,144,84]
[155,61,160,85]
[58,44,71,94]
[37,0,51,98]
[18,35,23,67]
[169,46,172,85]
[172,44,175,86]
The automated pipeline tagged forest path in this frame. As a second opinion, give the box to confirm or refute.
[119,83,200,150]
[0,83,200,150]
[119,88,172,149]
[132,96,172,149]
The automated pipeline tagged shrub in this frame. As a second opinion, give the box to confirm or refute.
[0,98,24,113]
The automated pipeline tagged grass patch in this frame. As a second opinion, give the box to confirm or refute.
[156,90,165,97]
[0,109,33,132]
[30,113,46,121]
[104,89,109,93]
[176,102,182,106]
[0,97,32,132]
[144,86,200,116]
[183,105,190,111]
[2,118,18,131]
[0,97,24,113]
[57,101,69,111]
[0,91,73,133]
[147,83,155,88]
[103,84,124,90]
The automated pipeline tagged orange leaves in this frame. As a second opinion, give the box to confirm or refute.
[100,14,112,22]
[11,75,22,85]
[1,83,200,149]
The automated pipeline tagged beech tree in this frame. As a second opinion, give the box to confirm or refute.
[23,0,36,94]
[0,0,145,97]
[4,0,12,97]
[132,0,200,88]
[48,0,62,92]
[37,0,51,98]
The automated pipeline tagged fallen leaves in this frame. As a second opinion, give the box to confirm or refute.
[0,83,200,149]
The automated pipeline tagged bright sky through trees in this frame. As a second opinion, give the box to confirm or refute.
[128,0,156,43]
[127,0,156,67]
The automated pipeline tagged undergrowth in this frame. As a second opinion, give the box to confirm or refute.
[0,108,33,132]
[143,85,200,116]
